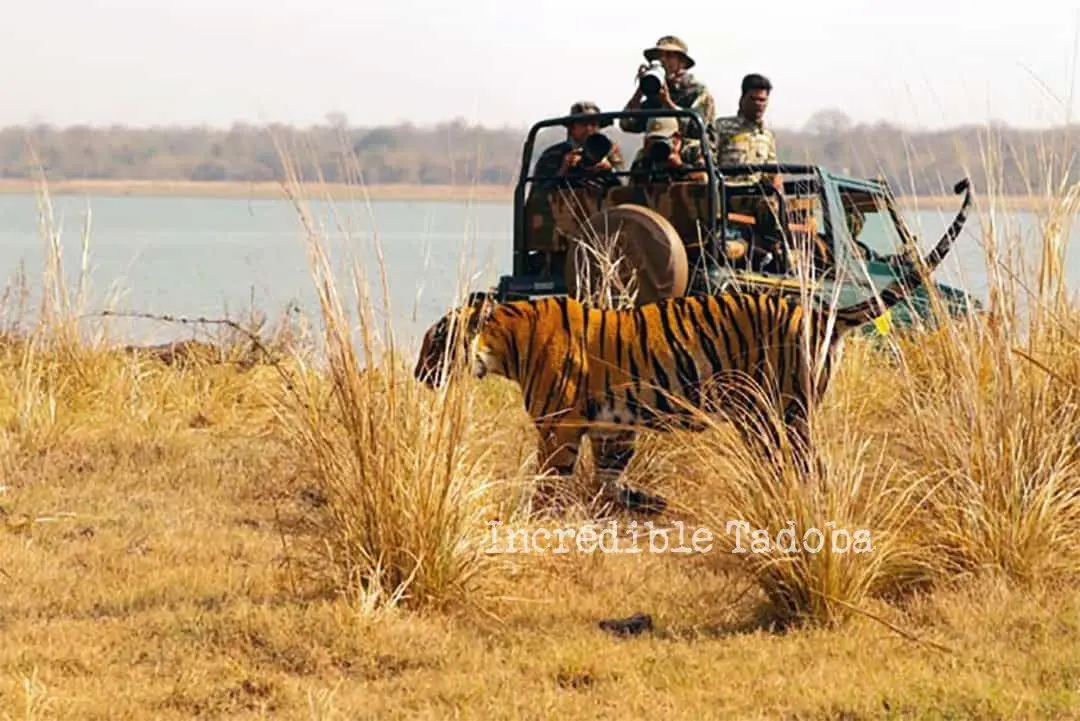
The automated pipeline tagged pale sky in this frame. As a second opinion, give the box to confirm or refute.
[3,0,1079,131]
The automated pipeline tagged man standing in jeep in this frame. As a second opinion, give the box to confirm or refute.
[714,73,778,178]
[714,74,786,271]
[619,36,716,154]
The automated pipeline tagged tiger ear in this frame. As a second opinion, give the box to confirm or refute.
[464,290,493,307]
[465,290,497,325]
[453,290,494,335]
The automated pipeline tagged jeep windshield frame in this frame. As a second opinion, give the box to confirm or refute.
[823,172,924,284]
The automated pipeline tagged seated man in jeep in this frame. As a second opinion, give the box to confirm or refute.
[628,117,707,185]
[532,101,625,191]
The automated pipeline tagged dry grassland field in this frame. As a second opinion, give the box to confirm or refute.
[3,149,1080,720]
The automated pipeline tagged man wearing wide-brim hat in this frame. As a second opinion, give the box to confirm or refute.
[531,101,625,190]
[564,100,614,128]
[620,35,716,155]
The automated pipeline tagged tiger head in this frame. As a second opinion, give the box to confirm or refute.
[413,292,505,389]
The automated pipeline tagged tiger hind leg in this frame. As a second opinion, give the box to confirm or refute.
[732,397,819,482]
[782,399,822,481]
[726,394,790,479]
[533,422,586,516]
[592,429,667,516]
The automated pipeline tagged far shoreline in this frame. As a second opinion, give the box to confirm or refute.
[0,177,1061,211]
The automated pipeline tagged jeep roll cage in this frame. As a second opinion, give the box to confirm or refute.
[512,107,839,279]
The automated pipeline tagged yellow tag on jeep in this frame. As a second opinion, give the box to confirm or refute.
[872,309,893,335]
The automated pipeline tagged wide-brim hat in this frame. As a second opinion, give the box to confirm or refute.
[643,35,695,69]
[565,100,612,128]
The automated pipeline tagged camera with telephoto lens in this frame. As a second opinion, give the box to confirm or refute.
[638,60,666,100]
[647,137,672,163]
[579,132,614,167]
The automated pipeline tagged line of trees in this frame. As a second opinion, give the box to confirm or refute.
[1,109,1076,196]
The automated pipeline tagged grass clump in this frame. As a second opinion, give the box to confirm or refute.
[677,415,937,630]
[891,186,1080,586]
[273,350,508,612]
[263,142,518,614]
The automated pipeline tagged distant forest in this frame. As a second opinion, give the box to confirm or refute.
[1,109,1077,196]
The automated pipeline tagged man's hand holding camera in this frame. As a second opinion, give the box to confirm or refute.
[590,157,614,171]
[582,150,614,172]
[559,148,582,176]
[660,142,682,168]
[654,84,676,110]
[560,146,613,176]
[635,64,677,110]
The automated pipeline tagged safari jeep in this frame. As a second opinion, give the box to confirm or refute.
[489,107,982,336]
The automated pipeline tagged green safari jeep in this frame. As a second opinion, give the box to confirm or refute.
[488,107,982,336]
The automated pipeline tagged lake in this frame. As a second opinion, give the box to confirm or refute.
[0,192,1076,349]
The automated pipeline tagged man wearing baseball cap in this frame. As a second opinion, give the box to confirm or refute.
[619,36,716,155]
[532,100,625,190]
[628,116,707,185]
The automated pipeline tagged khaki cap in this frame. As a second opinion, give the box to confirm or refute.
[646,117,679,138]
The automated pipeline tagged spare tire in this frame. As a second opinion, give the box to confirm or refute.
[564,203,689,307]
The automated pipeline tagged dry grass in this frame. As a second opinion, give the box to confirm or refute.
[2,133,1080,719]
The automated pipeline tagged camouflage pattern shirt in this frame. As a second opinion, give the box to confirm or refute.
[531,136,625,190]
[619,71,717,150]
[628,139,705,184]
[713,114,777,166]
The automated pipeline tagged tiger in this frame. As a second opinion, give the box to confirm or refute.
[414,179,973,514]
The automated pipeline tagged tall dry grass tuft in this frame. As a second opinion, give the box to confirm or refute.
[640,220,940,628]
[267,133,509,613]
[891,182,1080,585]
[0,153,126,458]
[25,148,94,352]
[563,198,641,310]
[669,371,938,629]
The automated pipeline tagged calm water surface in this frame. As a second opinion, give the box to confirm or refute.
[0,193,1076,348]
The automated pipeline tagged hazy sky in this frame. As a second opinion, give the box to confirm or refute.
[3,0,1079,131]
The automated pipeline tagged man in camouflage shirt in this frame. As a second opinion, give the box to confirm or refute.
[628,117,707,185]
[713,73,779,185]
[531,101,625,190]
[619,36,716,154]
[714,74,786,270]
